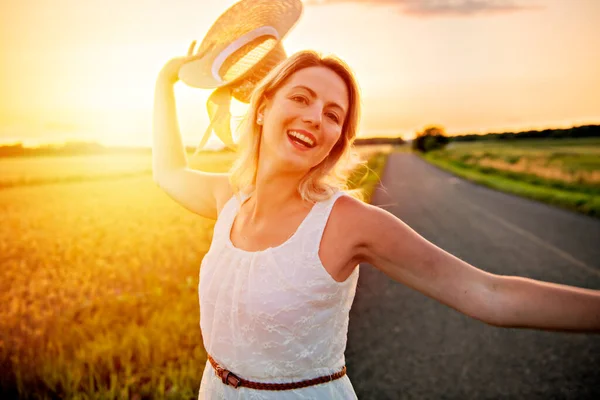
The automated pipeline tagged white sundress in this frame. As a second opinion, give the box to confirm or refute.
[197,190,360,399]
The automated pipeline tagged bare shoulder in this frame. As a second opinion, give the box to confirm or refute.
[320,194,372,278]
[329,194,401,264]
[328,193,369,244]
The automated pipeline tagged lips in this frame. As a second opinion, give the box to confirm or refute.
[294,129,317,145]
[287,129,317,148]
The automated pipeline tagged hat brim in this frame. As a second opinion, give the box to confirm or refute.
[178,0,302,89]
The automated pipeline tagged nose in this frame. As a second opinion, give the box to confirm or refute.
[301,102,322,129]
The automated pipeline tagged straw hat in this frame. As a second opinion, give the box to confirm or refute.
[178,0,303,154]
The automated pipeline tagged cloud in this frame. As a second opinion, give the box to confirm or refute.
[303,0,542,17]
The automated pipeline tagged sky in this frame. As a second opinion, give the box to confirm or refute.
[1,0,599,149]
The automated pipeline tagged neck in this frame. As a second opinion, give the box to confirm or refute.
[245,154,312,224]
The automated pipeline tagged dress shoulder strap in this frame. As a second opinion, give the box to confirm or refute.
[221,191,250,217]
[296,190,347,255]
[212,191,247,240]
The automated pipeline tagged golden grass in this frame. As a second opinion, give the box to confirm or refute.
[470,156,600,185]
[435,141,600,190]
[1,176,214,398]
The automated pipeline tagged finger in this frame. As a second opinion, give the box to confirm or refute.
[187,40,197,56]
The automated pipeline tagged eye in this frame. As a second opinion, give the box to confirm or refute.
[291,95,308,104]
[326,112,340,123]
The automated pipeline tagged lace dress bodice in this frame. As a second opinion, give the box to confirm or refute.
[197,190,360,399]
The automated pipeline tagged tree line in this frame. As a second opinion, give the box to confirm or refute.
[412,124,600,153]
[451,124,600,142]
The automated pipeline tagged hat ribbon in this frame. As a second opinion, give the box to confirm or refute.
[193,86,238,156]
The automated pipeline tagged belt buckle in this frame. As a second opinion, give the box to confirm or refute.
[215,366,242,388]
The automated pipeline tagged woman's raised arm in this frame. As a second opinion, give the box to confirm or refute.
[152,40,198,181]
[152,41,231,220]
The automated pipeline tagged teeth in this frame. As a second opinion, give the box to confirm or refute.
[288,130,315,147]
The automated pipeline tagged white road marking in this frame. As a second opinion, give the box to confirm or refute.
[458,194,600,278]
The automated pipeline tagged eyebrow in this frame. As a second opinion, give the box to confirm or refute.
[291,85,347,114]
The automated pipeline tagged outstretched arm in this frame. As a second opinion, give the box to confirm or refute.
[348,198,600,333]
[489,275,600,333]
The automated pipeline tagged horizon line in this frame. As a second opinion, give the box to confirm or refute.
[1,122,599,150]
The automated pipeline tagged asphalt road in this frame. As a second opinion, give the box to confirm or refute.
[345,153,600,400]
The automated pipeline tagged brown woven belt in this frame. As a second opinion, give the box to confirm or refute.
[207,354,347,390]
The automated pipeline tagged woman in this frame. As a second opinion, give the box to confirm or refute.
[153,48,600,399]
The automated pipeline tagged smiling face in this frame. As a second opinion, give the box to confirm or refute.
[257,66,350,172]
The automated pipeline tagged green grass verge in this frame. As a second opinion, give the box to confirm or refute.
[441,158,600,195]
[420,152,600,219]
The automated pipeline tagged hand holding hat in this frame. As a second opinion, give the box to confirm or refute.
[158,40,200,85]
[176,0,303,155]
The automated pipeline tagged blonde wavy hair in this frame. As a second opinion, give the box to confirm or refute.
[228,50,366,204]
